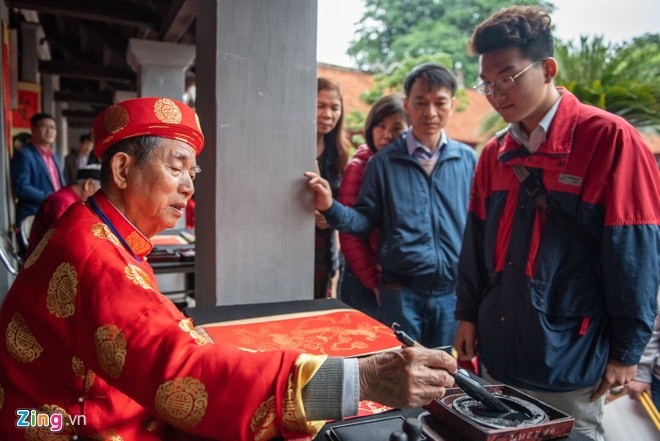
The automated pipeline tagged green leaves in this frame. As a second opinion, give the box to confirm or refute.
[555,34,660,130]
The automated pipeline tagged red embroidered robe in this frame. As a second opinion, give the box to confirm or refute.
[0,192,324,440]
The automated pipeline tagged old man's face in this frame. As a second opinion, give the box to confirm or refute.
[121,139,198,237]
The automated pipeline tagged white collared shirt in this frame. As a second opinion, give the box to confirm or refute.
[509,96,562,153]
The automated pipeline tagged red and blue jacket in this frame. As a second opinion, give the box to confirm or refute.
[456,89,660,391]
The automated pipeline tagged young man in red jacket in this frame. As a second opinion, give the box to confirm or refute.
[455,6,660,440]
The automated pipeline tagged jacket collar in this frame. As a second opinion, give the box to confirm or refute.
[88,191,153,258]
[498,87,580,171]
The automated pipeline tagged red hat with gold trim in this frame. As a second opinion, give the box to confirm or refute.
[92,97,204,159]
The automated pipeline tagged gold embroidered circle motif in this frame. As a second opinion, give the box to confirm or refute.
[24,228,55,269]
[25,404,74,440]
[104,104,130,133]
[47,263,78,318]
[126,231,151,256]
[155,377,208,428]
[251,396,278,441]
[154,98,182,124]
[6,313,42,363]
[95,325,127,379]
[90,223,121,246]
[125,264,153,290]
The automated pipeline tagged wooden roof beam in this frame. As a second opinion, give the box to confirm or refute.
[7,0,159,29]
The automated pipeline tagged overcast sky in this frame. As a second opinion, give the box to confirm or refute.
[317,0,660,67]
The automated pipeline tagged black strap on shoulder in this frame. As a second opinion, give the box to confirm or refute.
[511,164,599,250]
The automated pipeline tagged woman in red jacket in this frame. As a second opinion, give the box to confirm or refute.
[337,95,407,318]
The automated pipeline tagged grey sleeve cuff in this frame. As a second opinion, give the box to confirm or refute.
[301,357,359,420]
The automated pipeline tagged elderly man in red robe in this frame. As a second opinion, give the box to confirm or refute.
[0,97,457,440]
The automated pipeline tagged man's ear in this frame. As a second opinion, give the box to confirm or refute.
[109,153,133,189]
[403,97,411,115]
[543,57,558,83]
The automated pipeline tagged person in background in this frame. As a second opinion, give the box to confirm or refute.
[12,131,31,152]
[627,290,660,410]
[338,94,408,319]
[27,163,101,254]
[306,63,477,348]
[11,113,65,227]
[454,7,659,440]
[0,97,458,440]
[314,77,351,299]
[64,133,99,184]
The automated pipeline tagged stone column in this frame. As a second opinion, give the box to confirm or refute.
[126,39,195,99]
[194,0,317,306]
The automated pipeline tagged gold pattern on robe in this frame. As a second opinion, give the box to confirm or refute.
[72,356,85,376]
[154,98,183,124]
[91,223,122,247]
[125,231,151,256]
[47,263,78,318]
[251,396,278,441]
[178,319,210,346]
[6,313,43,363]
[0,382,4,410]
[124,264,154,290]
[84,370,96,392]
[72,356,95,391]
[155,377,208,429]
[281,354,326,435]
[24,228,55,269]
[25,404,76,440]
[282,377,307,433]
[104,104,129,133]
[95,325,127,379]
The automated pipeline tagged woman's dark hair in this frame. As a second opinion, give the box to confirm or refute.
[364,94,406,152]
[318,77,350,175]
[470,6,554,60]
[99,136,163,187]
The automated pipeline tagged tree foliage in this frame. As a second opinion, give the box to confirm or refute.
[555,34,660,131]
[348,0,552,85]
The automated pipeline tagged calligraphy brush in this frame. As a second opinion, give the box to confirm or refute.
[391,322,513,414]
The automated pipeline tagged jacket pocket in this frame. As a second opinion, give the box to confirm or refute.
[530,278,605,330]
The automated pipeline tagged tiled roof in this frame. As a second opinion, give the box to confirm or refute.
[317,63,374,115]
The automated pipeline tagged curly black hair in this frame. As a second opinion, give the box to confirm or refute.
[470,6,554,60]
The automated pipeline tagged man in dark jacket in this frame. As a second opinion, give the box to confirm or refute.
[10,113,65,230]
[454,6,660,440]
[63,133,99,184]
[306,63,477,348]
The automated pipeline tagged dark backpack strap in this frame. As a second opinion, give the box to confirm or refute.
[511,164,599,250]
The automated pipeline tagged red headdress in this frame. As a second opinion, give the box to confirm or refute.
[92,97,204,159]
